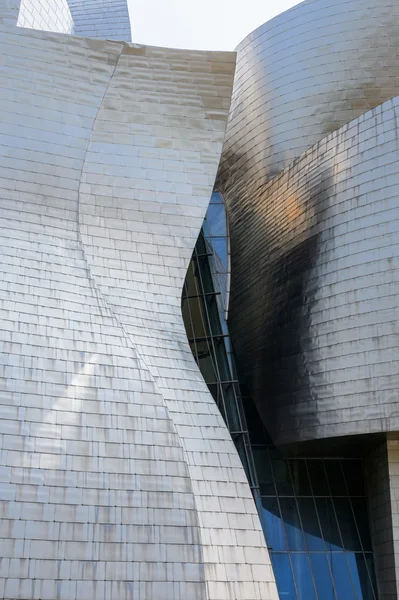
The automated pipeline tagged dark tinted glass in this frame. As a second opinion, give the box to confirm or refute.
[253,448,275,495]
[222,383,241,432]
[297,497,324,551]
[271,553,297,600]
[280,498,306,551]
[325,461,346,495]
[185,296,207,338]
[182,299,194,338]
[183,262,199,296]
[315,497,342,551]
[307,460,329,495]
[364,554,378,597]
[261,497,286,551]
[333,498,362,551]
[195,339,217,382]
[351,497,372,550]
[309,553,336,600]
[290,553,317,600]
[272,458,294,495]
[346,553,375,600]
[342,460,365,496]
[329,553,356,600]
[289,460,312,495]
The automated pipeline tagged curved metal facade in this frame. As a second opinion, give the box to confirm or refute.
[0,17,279,600]
[215,0,399,448]
[217,0,399,193]
[223,96,399,445]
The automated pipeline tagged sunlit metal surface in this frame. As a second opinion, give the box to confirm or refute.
[218,0,399,194]
[222,96,399,445]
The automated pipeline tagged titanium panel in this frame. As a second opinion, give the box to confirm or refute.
[67,0,131,40]
[0,21,277,600]
[224,97,399,445]
[217,0,399,196]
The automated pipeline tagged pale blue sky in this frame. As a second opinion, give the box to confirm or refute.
[129,0,301,50]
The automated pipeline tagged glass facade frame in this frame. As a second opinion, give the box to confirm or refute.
[181,192,378,600]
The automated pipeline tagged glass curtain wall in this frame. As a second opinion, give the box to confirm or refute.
[181,192,378,600]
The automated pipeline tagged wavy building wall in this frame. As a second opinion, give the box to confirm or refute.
[216,0,399,445]
[211,1,399,598]
[0,17,278,600]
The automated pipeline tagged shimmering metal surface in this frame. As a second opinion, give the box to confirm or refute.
[216,0,399,447]
[217,0,399,194]
[223,96,399,445]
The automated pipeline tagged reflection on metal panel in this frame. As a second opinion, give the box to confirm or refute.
[218,0,399,195]
[222,96,399,444]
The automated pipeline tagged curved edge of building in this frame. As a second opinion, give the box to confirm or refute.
[225,94,399,446]
[0,21,278,600]
[217,0,399,197]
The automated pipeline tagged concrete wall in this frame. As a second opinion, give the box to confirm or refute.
[0,23,277,600]
[224,97,399,445]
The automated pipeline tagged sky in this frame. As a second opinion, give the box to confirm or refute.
[129,0,301,51]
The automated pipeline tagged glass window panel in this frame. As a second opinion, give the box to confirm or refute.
[195,340,217,383]
[309,553,336,600]
[261,497,287,551]
[290,553,317,600]
[351,498,372,551]
[364,554,378,597]
[271,553,297,600]
[196,255,214,294]
[253,448,275,495]
[205,294,223,336]
[210,191,223,204]
[342,460,366,497]
[183,262,199,297]
[182,298,194,339]
[272,457,294,495]
[346,553,375,600]
[245,397,266,444]
[221,383,241,433]
[297,498,325,551]
[289,460,312,496]
[280,498,306,551]
[315,498,343,551]
[333,498,362,551]
[185,296,208,338]
[209,237,228,270]
[329,553,356,600]
[214,337,231,382]
[307,460,330,496]
[195,231,208,254]
[202,215,212,239]
[325,461,347,495]
[206,203,226,236]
